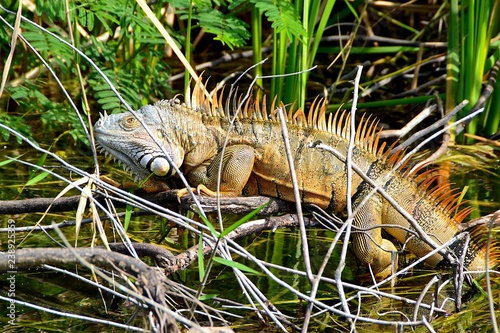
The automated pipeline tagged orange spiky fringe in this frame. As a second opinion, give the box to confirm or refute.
[188,78,468,220]
[186,77,499,271]
[467,223,500,270]
[189,77,495,228]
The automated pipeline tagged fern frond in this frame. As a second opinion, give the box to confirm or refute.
[88,71,143,114]
[196,9,250,49]
[250,0,306,42]
[34,0,66,22]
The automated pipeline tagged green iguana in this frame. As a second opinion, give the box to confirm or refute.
[94,79,497,280]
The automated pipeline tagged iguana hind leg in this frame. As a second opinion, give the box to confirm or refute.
[186,144,255,196]
[353,193,398,279]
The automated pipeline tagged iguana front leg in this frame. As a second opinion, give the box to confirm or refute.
[185,144,255,196]
[352,192,398,279]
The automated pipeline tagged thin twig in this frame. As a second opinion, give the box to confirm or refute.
[276,106,313,282]
[406,93,450,172]
[379,104,436,139]
[391,100,468,152]
[392,74,446,98]
[412,275,439,323]
[361,55,446,97]
[0,295,148,332]
[338,65,365,331]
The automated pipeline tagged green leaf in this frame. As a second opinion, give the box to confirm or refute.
[198,235,205,282]
[124,203,133,231]
[37,152,47,167]
[213,257,260,275]
[102,102,121,111]
[194,9,251,49]
[0,156,22,167]
[198,293,218,301]
[195,208,219,237]
[35,0,66,22]
[220,200,270,237]
[97,96,121,105]
[87,11,95,31]
[9,86,29,100]
[250,0,306,42]
[26,170,51,186]
[29,153,48,180]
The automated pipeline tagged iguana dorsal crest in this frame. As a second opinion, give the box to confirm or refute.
[185,76,388,159]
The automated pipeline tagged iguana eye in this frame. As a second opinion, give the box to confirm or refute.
[121,115,139,129]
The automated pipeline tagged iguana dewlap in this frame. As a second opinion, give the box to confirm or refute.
[94,80,496,280]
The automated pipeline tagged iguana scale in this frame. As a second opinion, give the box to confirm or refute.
[94,79,497,280]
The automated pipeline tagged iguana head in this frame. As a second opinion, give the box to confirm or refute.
[94,102,185,181]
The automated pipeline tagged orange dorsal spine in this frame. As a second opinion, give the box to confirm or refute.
[186,77,491,234]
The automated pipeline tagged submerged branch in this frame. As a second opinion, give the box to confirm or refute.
[0,190,295,215]
[163,214,318,275]
[0,247,179,332]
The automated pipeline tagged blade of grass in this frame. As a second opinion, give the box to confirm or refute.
[184,1,193,91]
[251,6,263,89]
[26,170,51,186]
[123,203,133,231]
[198,235,205,282]
[219,201,270,238]
[195,208,219,237]
[447,0,460,119]
[0,155,22,167]
[212,257,259,275]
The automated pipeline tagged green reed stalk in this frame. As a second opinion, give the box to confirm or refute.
[251,6,263,90]
[453,0,500,142]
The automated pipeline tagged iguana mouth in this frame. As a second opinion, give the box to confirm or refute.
[94,114,147,180]
[94,133,142,180]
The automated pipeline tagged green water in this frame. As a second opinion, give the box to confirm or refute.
[1,137,500,332]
